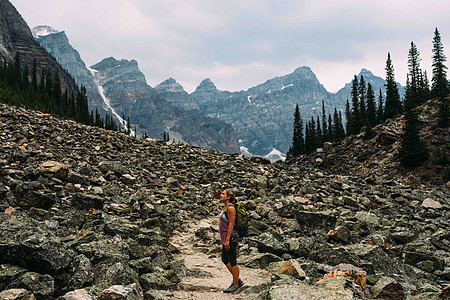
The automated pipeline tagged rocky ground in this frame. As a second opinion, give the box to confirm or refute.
[0,103,449,299]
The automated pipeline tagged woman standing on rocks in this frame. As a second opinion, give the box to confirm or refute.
[219,189,244,293]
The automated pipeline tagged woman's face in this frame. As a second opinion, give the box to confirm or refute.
[219,190,229,203]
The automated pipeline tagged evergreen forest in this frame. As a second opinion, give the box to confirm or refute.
[0,53,119,131]
[287,28,449,169]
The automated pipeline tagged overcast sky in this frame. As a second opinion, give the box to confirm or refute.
[9,0,450,93]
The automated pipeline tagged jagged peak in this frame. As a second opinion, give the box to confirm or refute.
[358,68,375,77]
[32,25,59,38]
[195,78,217,92]
[155,77,185,92]
[90,57,139,70]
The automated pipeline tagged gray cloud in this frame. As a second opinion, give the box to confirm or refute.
[9,0,450,93]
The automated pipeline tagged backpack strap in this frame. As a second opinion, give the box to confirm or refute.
[225,203,236,222]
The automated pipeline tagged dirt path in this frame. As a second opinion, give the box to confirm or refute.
[170,217,271,299]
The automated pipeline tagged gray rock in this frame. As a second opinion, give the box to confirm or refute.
[0,288,36,300]
[371,277,404,300]
[100,283,143,300]
[243,253,282,269]
[295,211,337,233]
[257,232,287,256]
[10,272,54,300]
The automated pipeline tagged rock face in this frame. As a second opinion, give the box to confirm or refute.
[32,26,106,117]
[0,102,448,299]
[90,57,239,153]
[0,0,78,95]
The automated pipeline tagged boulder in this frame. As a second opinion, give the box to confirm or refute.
[56,288,93,300]
[257,232,287,256]
[100,283,143,300]
[294,211,337,233]
[421,199,442,209]
[371,277,404,300]
[10,272,54,300]
[41,161,69,179]
[243,253,282,269]
[0,288,36,300]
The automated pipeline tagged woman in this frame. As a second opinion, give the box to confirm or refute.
[218,189,243,293]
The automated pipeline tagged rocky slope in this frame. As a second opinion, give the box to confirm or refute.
[0,102,448,299]
[0,0,78,96]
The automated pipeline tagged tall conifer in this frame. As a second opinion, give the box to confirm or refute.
[384,53,402,120]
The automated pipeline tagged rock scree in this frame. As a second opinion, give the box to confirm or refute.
[0,103,449,299]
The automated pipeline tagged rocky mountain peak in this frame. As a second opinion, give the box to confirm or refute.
[155,77,185,93]
[195,78,217,92]
[32,25,59,38]
[358,68,375,78]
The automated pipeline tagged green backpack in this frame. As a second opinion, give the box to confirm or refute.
[226,202,249,237]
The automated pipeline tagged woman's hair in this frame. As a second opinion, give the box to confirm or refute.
[225,189,237,204]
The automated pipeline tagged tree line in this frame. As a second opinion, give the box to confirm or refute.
[288,28,449,168]
[0,53,119,131]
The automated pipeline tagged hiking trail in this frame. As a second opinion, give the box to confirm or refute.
[170,217,271,299]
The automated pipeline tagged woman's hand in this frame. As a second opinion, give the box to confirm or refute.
[224,240,230,250]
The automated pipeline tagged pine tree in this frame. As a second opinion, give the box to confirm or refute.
[384,52,402,120]
[287,104,304,158]
[345,99,351,136]
[359,75,367,127]
[432,28,449,98]
[407,42,424,107]
[399,56,429,168]
[377,89,384,124]
[431,28,449,128]
[321,100,328,142]
[350,76,360,134]
[316,115,322,147]
[366,83,376,127]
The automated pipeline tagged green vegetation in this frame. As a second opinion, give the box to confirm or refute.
[0,54,120,132]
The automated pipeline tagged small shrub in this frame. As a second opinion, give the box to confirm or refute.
[383,145,393,152]
[421,173,431,181]
[357,152,371,162]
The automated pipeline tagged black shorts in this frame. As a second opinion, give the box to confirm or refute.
[222,242,238,267]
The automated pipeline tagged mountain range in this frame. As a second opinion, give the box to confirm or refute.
[33,24,404,158]
[33,26,239,154]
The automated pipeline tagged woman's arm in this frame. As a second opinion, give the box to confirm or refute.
[224,206,236,250]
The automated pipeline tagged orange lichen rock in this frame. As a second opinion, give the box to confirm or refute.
[317,263,367,290]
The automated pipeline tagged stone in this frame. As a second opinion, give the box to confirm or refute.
[422,199,442,209]
[276,260,306,279]
[139,273,174,291]
[99,161,129,176]
[100,283,143,300]
[12,272,54,299]
[243,253,282,269]
[318,264,367,291]
[294,211,337,233]
[41,161,69,179]
[257,232,287,256]
[0,288,36,300]
[56,288,93,300]
[96,262,140,289]
[72,193,104,210]
[371,277,404,300]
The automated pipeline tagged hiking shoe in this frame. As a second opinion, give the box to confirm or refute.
[223,284,240,293]
[238,278,244,288]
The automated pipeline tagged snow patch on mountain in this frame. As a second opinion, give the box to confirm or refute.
[88,67,135,136]
[32,25,59,38]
